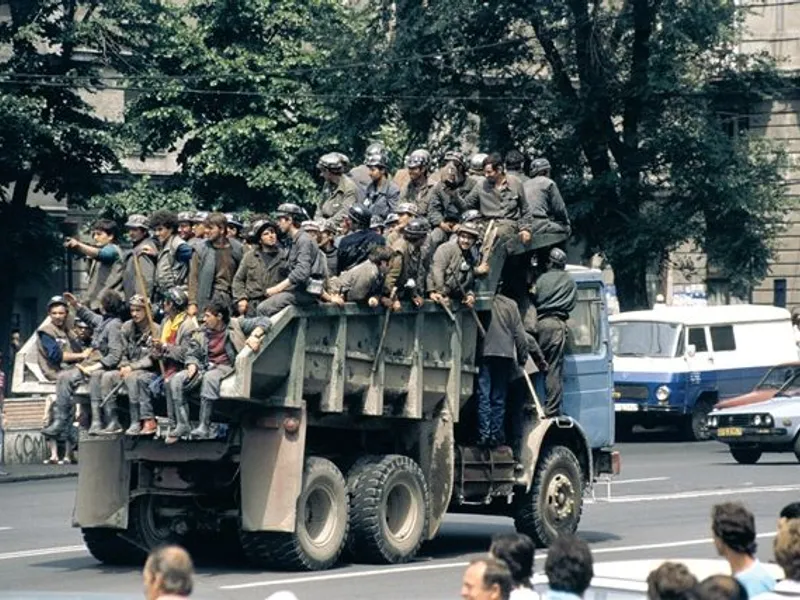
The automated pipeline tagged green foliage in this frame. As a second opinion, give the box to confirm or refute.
[89,176,196,224]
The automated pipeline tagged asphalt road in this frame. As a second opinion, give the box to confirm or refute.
[1,437,798,600]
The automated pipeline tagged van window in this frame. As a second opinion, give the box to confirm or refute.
[688,327,708,352]
[567,287,602,355]
[710,325,736,351]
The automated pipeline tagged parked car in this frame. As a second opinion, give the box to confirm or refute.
[709,394,800,464]
[715,363,800,410]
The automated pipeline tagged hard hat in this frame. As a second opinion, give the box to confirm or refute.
[348,204,372,227]
[531,158,551,175]
[128,294,147,309]
[192,211,209,224]
[469,153,488,172]
[253,219,277,238]
[461,209,482,223]
[335,152,351,170]
[549,247,567,269]
[165,286,189,308]
[176,211,195,223]
[321,220,338,235]
[370,214,384,229]
[275,203,309,223]
[443,150,465,169]
[125,214,149,230]
[405,149,430,169]
[458,222,481,238]
[225,213,243,229]
[301,220,321,233]
[75,319,90,329]
[365,142,386,158]
[365,153,388,170]
[396,202,418,216]
[47,295,68,311]
[384,213,400,227]
[404,218,430,238]
[317,152,347,174]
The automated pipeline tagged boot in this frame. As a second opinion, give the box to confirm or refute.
[88,400,103,436]
[99,402,123,435]
[42,405,68,438]
[190,400,214,439]
[165,402,192,445]
[125,402,142,436]
[139,418,157,436]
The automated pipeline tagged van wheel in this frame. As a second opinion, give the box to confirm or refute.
[683,400,713,441]
[730,447,762,465]
[240,457,349,571]
[513,445,583,547]
[347,454,429,564]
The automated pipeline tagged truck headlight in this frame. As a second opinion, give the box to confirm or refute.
[753,415,762,426]
[655,385,670,402]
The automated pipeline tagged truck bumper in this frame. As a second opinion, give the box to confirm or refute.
[594,448,621,476]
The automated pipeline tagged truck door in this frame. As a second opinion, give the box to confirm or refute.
[685,325,717,408]
[561,284,613,448]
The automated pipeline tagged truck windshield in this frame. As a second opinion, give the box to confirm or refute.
[610,321,680,358]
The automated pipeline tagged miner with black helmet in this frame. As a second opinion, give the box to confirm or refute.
[315,152,360,230]
[383,217,431,312]
[337,204,386,274]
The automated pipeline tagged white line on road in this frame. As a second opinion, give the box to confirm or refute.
[0,545,85,562]
[0,527,13,532]
[587,483,800,504]
[611,477,670,485]
[219,531,778,590]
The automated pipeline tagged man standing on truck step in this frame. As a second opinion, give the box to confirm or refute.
[42,290,125,439]
[324,245,395,307]
[532,247,577,417]
[232,219,288,318]
[428,222,481,309]
[383,217,431,312]
[188,212,244,317]
[477,292,530,448]
[122,214,157,302]
[35,296,89,382]
[316,152,360,230]
[337,204,386,274]
[92,294,157,436]
[173,300,270,439]
[64,219,125,312]
[256,203,326,317]
[143,210,193,305]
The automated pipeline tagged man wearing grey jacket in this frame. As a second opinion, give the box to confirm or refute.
[188,212,244,316]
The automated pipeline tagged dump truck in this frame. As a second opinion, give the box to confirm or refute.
[11,265,617,570]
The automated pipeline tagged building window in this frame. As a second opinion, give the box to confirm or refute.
[774,278,787,308]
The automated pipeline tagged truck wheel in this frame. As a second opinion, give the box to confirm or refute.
[513,445,583,547]
[131,495,185,550]
[240,456,349,571]
[347,454,429,564]
[82,527,144,566]
[730,447,762,465]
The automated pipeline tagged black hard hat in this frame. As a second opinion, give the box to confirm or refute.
[348,204,372,227]
[225,213,244,229]
[531,158,551,175]
[365,153,388,170]
[253,219,277,238]
[317,152,347,174]
[549,247,567,269]
[404,218,430,238]
[276,203,309,223]
[165,286,189,308]
[461,209,482,223]
[405,149,430,169]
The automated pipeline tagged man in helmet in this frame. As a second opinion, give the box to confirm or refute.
[143,210,194,304]
[324,245,395,307]
[532,247,577,417]
[232,219,288,317]
[92,294,156,436]
[188,212,244,316]
[469,153,488,178]
[505,149,529,184]
[191,211,209,242]
[370,214,384,237]
[399,149,436,214]
[225,213,244,241]
[177,211,196,244]
[428,222,481,308]
[337,204,386,274]
[316,152,360,229]
[523,157,571,245]
[350,142,387,191]
[364,153,401,219]
[318,221,339,277]
[35,296,88,382]
[385,202,419,246]
[383,217,431,311]
[122,214,157,301]
[256,203,327,316]
[384,213,400,238]
[427,151,472,247]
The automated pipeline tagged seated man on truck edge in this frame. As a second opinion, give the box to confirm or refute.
[36,296,90,382]
[427,221,481,310]
[323,245,395,307]
[336,204,386,274]
[383,217,431,312]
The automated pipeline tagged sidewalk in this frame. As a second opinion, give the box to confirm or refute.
[0,462,79,484]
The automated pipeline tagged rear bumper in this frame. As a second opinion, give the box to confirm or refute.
[615,403,686,415]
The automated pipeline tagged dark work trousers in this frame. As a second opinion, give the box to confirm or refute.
[476,356,516,446]
[256,290,315,317]
[537,315,568,417]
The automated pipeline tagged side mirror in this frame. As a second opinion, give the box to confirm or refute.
[686,344,696,358]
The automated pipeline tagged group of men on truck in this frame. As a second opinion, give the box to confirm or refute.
[33,144,576,455]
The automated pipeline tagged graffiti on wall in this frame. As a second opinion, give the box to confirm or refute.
[2,430,47,465]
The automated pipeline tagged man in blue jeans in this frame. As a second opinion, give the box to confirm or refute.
[477,293,530,449]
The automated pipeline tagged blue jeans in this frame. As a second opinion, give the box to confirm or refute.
[477,357,515,446]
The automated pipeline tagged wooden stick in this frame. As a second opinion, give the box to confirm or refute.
[372,287,397,374]
[521,367,546,421]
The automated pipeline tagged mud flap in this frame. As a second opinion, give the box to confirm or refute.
[518,417,592,494]
[240,405,307,532]
[72,435,130,529]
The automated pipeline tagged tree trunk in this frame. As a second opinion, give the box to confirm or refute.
[612,256,650,312]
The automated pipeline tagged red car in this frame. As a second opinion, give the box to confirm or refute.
[715,362,800,409]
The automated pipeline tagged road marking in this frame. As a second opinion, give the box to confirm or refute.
[611,477,670,485]
[587,483,800,504]
[0,545,85,561]
[0,527,12,532]
[219,531,779,590]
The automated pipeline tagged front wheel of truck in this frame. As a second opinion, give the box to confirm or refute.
[82,527,144,566]
[240,456,349,571]
[513,445,583,547]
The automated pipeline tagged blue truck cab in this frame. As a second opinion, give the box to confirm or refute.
[610,305,798,441]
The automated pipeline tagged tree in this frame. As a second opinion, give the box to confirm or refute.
[322,0,790,309]
[89,176,195,224]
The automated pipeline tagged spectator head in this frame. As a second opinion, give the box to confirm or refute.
[544,534,594,598]
[461,558,513,600]
[780,502,800,531]
[694,575,747,600]
[505,149,525,172]
[647,562,698,600]
[100,291,126,319]
[143,545,194,600]
[489,533,535,589]
[91,218,118,245]
[203,300,230,330]
[711,502,757,558]
[775,518,800,581]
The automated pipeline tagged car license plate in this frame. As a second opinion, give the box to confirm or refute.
[717,427,743,437]
[615,403,639,412]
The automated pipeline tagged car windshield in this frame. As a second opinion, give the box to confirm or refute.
[756,366,800,390]
[610,321,681,358]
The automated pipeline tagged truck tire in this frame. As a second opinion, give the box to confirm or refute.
[347,454,429,564]
[131,495,185,550]
[683,399,714,442]
[513,445,583,547]
[730,447,762,465]
[240,456,349,571]
[82,527,144,566]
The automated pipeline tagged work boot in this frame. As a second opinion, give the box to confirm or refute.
[42,406,68,438]
[88,400,103,436]
[125,402,142,436]
[99,402,123,435]
[139,418,157,436]
[165,402,192,445]
[190,400,214,439]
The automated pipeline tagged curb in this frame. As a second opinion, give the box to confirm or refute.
[0,471,79,485]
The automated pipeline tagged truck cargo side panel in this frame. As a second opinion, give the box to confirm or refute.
[240,406,307,532]
[72,436,130,529]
